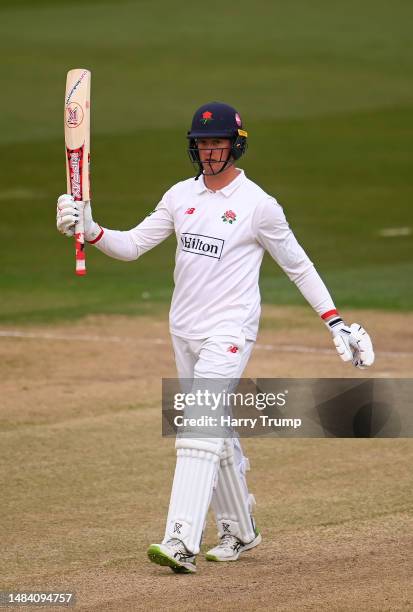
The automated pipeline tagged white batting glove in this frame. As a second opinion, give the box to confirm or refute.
[56,194,102,242]
[327,317,375,369]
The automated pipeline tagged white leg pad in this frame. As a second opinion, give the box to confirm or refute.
[163,437,223,555]
[211,439,257,544]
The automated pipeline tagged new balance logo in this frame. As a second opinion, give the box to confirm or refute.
[180,233,224,260]
[173,522,182,534]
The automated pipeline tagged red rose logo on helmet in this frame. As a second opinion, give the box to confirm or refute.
[235,113,242,127]
[222,210,237,224]
[201,111,213,124]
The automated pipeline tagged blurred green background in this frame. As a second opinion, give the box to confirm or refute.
[1,0,412,323]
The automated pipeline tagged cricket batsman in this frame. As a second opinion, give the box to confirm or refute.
[56,102,375,573]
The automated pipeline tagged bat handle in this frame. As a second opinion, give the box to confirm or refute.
[75,200,87,276]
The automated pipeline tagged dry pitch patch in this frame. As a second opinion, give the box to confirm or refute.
[0,306,412,611]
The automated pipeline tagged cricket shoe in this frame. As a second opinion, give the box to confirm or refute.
[147,539,197,574]
[205,530,262,562]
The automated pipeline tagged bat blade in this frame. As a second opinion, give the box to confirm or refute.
[64,68,91,276]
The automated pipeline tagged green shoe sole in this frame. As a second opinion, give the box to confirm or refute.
[205,553,219,562]
[147,545,194,574]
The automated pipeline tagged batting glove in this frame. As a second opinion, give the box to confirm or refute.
[327,317,375,369]
[56,194,102,242]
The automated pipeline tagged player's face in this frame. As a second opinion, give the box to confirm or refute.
[196,138,232,175]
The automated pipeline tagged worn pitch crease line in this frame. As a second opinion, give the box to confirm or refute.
[0,330,412,358]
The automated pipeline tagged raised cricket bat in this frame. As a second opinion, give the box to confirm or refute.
[64,68,91,276]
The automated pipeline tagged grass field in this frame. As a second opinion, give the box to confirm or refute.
[1,1,413,610]
[1,0,412,322]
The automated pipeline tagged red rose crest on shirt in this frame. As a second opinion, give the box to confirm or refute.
[222,210,237,224]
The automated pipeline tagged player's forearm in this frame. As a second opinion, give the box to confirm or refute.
[91,228,139,261]
[293,265,336,317]
[92,199,175,261]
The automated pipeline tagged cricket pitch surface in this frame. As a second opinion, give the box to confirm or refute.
[1,306,412,611]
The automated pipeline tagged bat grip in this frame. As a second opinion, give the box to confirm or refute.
[75,200,87,276]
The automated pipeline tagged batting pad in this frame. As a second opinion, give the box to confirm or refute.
[211,439,257,544]
[163,438,223,555]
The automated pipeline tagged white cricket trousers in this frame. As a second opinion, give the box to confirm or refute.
[162,333,255,553]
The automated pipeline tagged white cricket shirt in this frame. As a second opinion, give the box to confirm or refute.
[95,170,335,340]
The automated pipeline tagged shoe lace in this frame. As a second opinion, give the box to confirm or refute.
[218,534,240,551]
[166,538,194,561]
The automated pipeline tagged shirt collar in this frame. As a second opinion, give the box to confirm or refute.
[194,169,246,198]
